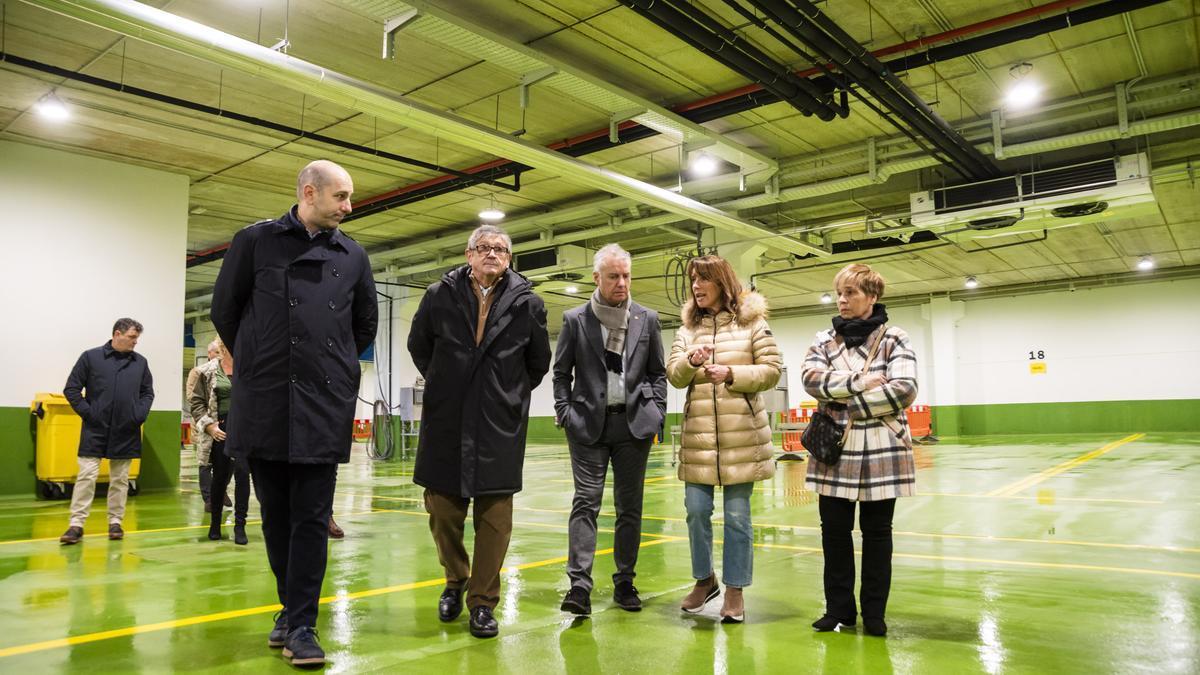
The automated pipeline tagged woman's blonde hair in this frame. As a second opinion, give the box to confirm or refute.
[687,255,743,315]
[212,336,230,359]
[834,263,885,299]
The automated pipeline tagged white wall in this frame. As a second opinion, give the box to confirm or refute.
[364,277,1200,416]
[953,278,1200,405]
[0,141,188,410]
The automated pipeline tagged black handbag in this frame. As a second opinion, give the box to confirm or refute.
[803,326,887,465]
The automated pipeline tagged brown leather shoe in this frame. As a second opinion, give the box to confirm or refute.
[108,523,125,540]
[59,526,83,545]
[720,586,745,623]
[328,516,344,539]
[681,574,719,613]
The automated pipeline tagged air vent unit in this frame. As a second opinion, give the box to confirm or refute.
[910,154,1154,242]
[514,244,590,280]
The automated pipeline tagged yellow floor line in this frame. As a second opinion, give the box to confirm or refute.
[745,541,1200,580]
[917,491,1163,505]
[0,534,677,659]
[357,493,1200,555]
[987,433,1144,497]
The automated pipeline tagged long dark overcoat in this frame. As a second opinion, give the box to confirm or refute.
[63,341,155,459]
[210,207,378,464]
[408,266,551,497]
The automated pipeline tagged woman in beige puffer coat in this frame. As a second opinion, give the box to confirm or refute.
[667,255,781,623]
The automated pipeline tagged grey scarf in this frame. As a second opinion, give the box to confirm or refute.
[590,288,629,373]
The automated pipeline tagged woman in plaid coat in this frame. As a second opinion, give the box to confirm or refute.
[802,263,918,637]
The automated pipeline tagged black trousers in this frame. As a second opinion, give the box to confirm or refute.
[210,420,250,522]
[818,495,896,621]
[566,412,651,591]
[247,458,337,629]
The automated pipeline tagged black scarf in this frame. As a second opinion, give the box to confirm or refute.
[832,303,888,347]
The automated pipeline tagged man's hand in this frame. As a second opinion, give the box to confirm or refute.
[206,422,227,442]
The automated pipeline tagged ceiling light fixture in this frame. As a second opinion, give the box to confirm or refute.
[1137,255,1155,271]
[34,92,70,121]
[964,276,979,289]
[820,292,832,304]
[478,193,505,221]
[564,286,579,294]
[1004,62,1040,109]
[689,153,718,177]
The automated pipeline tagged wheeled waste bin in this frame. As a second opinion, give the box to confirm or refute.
[30,393,140,499]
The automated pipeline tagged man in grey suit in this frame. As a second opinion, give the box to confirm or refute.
[553,244,667,615]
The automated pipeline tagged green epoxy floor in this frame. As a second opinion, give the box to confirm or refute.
[0,433,1197,673]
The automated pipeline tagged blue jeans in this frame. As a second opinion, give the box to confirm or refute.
[684,481,754,588]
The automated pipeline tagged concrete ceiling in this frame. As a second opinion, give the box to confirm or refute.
[1,0,1198,326]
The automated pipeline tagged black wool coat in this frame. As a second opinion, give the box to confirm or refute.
[63,341,155,459]
[210,207,378,464]
[408,266,551,497]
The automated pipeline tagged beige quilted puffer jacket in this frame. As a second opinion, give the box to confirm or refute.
[667,291,782,486]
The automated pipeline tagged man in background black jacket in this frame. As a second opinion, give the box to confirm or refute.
[59,318,154,545]
[408,223,551,639]
[211,159,378,667]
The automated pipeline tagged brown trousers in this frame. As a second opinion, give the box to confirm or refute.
[424,488,514,610]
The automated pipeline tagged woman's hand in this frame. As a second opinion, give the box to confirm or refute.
[703,364,732,384]
[687,344,713,367]
[206,422,227,442]
[861,373,887,391]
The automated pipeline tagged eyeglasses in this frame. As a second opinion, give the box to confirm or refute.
[471,244,510,256]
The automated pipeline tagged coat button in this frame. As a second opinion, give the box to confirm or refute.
[289,298,298,307]
[290,337,299,345]
[324,376,332,385]
[290,375,297,384]
[326,338,333,348]
[332,268,340,277]
[328,300,336,309]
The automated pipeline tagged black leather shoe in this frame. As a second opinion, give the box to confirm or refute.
[233,522,248,546]
[812,614,856,632]
[864,617,887,636]
[612,580,642,612]
[469,606,498,638]
[438,586,464,622]
[267,610,288,648]
[560,586,591,615]
[282,626,324,666]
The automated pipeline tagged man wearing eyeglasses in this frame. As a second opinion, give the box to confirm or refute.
[408,223,551,639]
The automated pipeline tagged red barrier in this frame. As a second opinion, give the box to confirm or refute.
[352,419,372,441]
[908,405,932,437]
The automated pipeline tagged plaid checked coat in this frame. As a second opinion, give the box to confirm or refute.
[802,325,918,501]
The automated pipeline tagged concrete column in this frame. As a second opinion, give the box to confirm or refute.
[713,230,766,285]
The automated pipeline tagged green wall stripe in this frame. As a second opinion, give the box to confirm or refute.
[0,407,180,497]
[932,399,1200,436]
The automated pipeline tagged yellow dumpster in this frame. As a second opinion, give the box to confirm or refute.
[30,393,141,500]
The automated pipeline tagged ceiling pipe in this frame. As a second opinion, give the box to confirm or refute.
[26,0,826,258]
[746,0,997,180]
[0,50,519,193]
[315,0,1158,221]
[615,0,842,121]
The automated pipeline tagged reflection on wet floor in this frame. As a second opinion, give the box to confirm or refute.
[0,433,1196,673]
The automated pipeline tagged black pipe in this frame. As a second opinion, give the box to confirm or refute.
[0,50,519,191]
[616,0,841,121]
[660,0,845,117]
[748,0,996,179]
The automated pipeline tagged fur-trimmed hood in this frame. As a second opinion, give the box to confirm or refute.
[681,290,769,329]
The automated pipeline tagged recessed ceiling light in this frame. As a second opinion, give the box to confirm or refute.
[690,153,718,177]
[564,286,579,294]
[820,292,832,304]
[1137,255,1155,271]
[478,207,505,221]
[34,92,69,121]
[964,275,979,289]
[1005,80,1041,109]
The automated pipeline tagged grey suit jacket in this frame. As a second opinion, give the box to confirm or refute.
[552,301,667,445]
